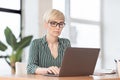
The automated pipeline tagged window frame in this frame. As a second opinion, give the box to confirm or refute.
[0,0,22,38]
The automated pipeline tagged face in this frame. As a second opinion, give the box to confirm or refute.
[45,19,65,37]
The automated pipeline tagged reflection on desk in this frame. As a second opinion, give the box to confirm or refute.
[0,74,120,80]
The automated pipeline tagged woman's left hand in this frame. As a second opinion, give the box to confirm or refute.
[47,66,60,75]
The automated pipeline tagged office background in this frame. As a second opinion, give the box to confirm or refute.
[0,0,120,74]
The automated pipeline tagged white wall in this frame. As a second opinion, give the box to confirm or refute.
[102,0,120,69]
[22,0,52,62]
[23,0,52,39]
[23,0,39,39]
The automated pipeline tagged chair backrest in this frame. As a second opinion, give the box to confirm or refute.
[15,62,27,75]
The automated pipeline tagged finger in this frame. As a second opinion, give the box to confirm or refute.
[51,66,59,75]
[47,70,52,74]
[54,66,60,74]
[48,66,59,74]
[47,66,57,74]
[47,68,53,74]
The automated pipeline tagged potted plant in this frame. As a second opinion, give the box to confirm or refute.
[0,27,33,74]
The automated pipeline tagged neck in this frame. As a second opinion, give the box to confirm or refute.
[46,34,58,44]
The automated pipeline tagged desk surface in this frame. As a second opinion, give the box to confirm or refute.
[0,74,120,80]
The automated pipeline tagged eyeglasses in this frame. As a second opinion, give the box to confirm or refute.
[48,21,65,28]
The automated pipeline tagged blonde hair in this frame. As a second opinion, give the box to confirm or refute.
[43,9,65,23]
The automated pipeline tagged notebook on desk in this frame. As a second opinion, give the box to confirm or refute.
[45,47,100,77]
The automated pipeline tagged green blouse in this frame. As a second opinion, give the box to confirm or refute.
[27,35,71,74]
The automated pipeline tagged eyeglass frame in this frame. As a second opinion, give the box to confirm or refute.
[48,21,65,28]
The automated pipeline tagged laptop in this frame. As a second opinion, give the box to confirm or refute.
[45,47,100,77]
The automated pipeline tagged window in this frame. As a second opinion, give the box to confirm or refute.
[70,0,100,21]
[0,0,22,74]
[70,23,100,47]
[53,0,101,68]
[53,0,101,48]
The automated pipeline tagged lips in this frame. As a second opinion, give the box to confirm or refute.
[54,31,60,34]
[54,31,59,33]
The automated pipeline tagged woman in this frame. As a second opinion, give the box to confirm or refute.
[27,9,71,75]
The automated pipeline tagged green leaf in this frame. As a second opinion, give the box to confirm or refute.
[9,50,23,63]
[1,26,33,68]
[15,49,22,62]
[4,27,17,50]
[14,36,33,62]
[9,53,16,63]
[0,41,7,51]
[16,36,33,51]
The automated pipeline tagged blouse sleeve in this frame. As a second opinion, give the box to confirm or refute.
[64,38,71,48]
[27,39,39,74]
[66,39,71,47]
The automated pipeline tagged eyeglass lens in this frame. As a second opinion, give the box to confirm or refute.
[49,21,65,28]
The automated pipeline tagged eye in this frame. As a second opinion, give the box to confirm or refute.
[59,22,65,25]
[50,21,57,25]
